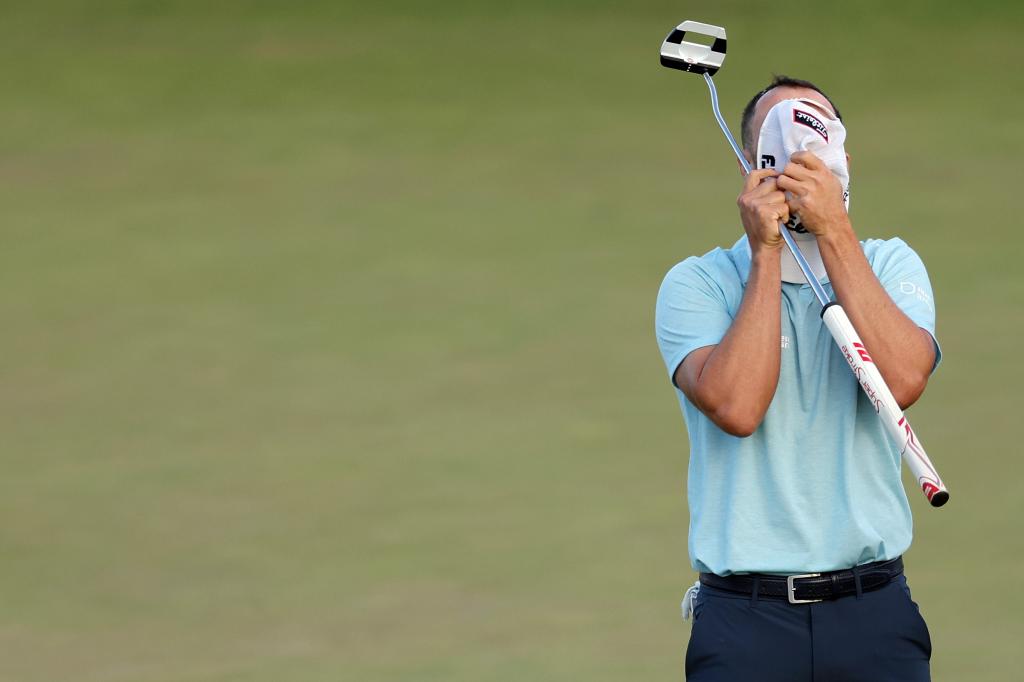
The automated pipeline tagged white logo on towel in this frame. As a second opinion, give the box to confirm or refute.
[781,335,790,349]
[899,281,933,312]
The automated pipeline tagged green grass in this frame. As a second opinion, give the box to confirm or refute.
[0,1,1021,680]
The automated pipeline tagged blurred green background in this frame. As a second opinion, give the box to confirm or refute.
[1,1,1021,680]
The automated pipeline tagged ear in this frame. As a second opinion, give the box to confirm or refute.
[845,152,851,169]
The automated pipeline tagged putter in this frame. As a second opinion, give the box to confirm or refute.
[660,20,949,507]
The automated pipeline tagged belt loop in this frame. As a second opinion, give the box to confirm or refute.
[852,564,863,599]
[751,576,760,606]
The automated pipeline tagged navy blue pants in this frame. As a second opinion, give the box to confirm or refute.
[685,574,931,681]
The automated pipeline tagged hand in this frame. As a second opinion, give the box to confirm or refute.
[776,151,848,237]
[737,169,789,252]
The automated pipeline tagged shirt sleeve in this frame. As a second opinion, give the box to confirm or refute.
[868,238,942,372]
[655,258,735,387]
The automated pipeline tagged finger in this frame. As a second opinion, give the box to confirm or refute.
[790,151,825,170]
[743,169,779,193]
[764,206,789,228]
[781,161,814,180]
[775,174,806,195]
[748,177,782,197]
[760,195,790,214]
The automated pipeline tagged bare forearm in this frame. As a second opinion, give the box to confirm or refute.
[691,250,782,435]
[677,168,789,436]
[818,219,934,407]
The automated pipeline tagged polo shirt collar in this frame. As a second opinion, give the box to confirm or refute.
[730,234,831,285]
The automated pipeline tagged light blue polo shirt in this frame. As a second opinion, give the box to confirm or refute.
[655,235,940,576]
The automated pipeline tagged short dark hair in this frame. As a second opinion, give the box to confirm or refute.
[740,75,843,152]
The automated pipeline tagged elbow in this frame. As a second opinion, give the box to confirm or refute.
[893,333,937,410]
[690,384,767,438]
[716,417,760,438]
[893,370,929,411]
[707,404,762,438]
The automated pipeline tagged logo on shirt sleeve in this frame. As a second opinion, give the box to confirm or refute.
[899,281,934,312]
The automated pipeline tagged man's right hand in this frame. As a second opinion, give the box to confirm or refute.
[676,170,786,436]
[737,169,789,252]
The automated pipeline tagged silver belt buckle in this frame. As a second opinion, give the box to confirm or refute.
[786,573,823,604]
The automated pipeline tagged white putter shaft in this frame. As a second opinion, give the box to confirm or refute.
[660,20,949,507]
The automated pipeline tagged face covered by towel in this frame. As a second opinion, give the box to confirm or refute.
[754,97,850,283]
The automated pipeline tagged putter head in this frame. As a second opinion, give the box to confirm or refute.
[659,20,727,76]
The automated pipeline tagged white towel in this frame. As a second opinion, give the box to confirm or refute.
[755,98,850,283]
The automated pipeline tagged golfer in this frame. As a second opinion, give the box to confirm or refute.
[655,75,940,681]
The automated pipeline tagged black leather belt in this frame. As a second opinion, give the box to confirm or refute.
[699,557,904,604]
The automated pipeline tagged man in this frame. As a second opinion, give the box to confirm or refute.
[654,75,940,681]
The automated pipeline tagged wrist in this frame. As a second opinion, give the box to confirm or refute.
[815,215,856,251]
[750,244,782,271]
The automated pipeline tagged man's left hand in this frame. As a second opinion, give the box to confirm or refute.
[776,151,848,237]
